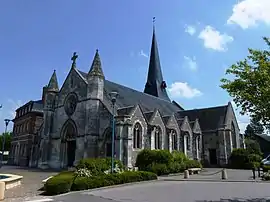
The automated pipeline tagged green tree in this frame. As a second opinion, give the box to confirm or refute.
[245,137,262,156]
[220,37,270,127]
[245,117,264,139]
[0,132,12,151]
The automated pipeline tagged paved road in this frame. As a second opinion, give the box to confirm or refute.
[20,180,270,202]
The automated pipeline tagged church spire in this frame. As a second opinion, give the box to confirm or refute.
[144,17,170,101]
[47,70,59,91]
[88,49,105,79]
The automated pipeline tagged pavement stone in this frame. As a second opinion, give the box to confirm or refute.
[0,165,57,202]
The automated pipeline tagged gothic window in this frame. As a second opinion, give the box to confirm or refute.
[133,123,142,149]
[155,127,162,149]
[183,133,190,155]
[172,132,177,150]
[64,93,78,116]
[186,135,190,150]
[196,136,200,159]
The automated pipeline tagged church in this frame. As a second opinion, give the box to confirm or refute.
[8,25,245,169]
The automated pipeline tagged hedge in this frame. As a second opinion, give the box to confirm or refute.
[229,148,262,169]
[76,158,124,175]
[44,171,157,195]
[136,150,202,176]
[44,171,75,195]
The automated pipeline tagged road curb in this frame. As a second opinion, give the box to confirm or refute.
[159,178,269,183]
[52,179,161,198]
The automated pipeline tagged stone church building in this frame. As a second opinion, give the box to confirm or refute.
[8,26,244,169]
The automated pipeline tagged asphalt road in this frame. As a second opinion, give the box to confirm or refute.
[20,180,270,202]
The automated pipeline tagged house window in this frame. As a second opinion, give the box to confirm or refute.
[155,127,162,149]
[133,123,142,149]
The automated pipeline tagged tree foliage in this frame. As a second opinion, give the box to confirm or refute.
[221,37,270,127]
[244,117,264,138]
[0,132,11,151]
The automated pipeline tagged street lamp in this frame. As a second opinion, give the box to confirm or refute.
[109,91,118,174]
[1,119,11,167]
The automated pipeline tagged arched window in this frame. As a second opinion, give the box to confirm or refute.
[183,133,190,155]
[155,127,162,149]
[171,132,177,150]
[196,136,200,159]
[133,123,142,149]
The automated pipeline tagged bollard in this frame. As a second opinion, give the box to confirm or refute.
[184,170,190,179]
[0,182,5,201]
[221,168,228,180]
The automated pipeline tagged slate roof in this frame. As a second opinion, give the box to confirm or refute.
[255,134,270,142]
[144,27,170,101]
[175,105,228,131]
[32,100,43,113]
[117,106,135,116]
[78,70,182,116]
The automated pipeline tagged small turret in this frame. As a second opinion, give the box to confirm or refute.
[87,49,105,100]
[87,49,105,79]
[47,70,59,92]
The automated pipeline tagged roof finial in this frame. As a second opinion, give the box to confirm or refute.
[153,17,156,31]
[71,52,78,68]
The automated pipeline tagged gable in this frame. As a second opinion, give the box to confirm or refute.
[224,102,240,132]
[165,115,180,134]
[58,68,87,106]
[179,116,192,133]
[193,119,202,134]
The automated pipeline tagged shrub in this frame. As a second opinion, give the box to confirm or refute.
[185,159,202,169]
[171,151,189,163]
[136,149,173,170]
[263,165,270,172]
[146,163,170,176]
[76,158,124,176]
[229,148,262,169]
[262,171,270,181]
[168,162,186,173]
[71,171,157,191]
[44,172,75,195]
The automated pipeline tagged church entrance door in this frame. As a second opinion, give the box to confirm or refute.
[67,140,76,167]
[209,149,217,165]
[61,120,78,168]
[106,143,112,157]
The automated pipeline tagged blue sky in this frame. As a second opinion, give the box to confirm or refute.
[0,0,269,133]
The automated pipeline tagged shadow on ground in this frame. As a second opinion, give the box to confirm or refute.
[197,198,270,202]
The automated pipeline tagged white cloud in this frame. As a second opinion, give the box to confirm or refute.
[198,26,234,52]
[7,99,23,119]
[227,0,270,29]
[231,101,250,133]
[184,25,196,36]
[168,82,202,99]
[139,50,148,58]
[183,56,197,71]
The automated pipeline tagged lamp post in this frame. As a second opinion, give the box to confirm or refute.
[1,119,11,167]
[109,91,118,174]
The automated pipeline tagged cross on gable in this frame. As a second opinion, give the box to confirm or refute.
[71,52,78,68]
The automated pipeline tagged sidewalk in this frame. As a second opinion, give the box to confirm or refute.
[158,168,265,183]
